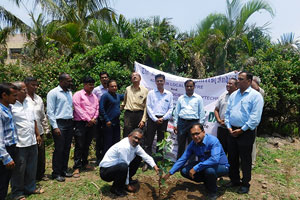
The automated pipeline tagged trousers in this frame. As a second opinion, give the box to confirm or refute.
[181,161,229,193]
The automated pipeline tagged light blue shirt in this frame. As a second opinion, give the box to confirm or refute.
[47,86,73,129]
[0,103,18,165]
[225,87,264,131]
[173,93,205,126]
[146,88,173,122]
[92,84,108,101]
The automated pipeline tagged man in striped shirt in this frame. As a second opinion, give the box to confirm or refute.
[0,83,18,199]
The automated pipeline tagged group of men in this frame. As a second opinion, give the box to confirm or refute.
[0,70,264,200]
[0,78,48,200]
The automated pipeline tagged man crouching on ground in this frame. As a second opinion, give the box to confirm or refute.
[99,128,159,197]
[163,123,229,200]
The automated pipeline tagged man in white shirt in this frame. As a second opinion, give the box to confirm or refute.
[25,77,50,181]
[100,128,159,197]
[11,81,43,200]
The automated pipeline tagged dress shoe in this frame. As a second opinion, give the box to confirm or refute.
[207,192,218,200]
[110,187,127,197]
[129,178,138,185]
[126,184,136,193]
[62,171,73,177]
[237,186,249,194]
[142,164,148,172]
[52,175,65,182]
[83,164,94,171]
[225,181,241,188]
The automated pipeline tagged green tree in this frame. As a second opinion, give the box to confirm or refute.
[193,0,274,75]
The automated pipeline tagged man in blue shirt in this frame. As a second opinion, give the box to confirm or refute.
[173,79,205,159]
[47,73,74,182]
[99,80,124,156]
[0,83,18,199]
[225,72,264,194]
[143,74,173,171]
[164,123,229,200]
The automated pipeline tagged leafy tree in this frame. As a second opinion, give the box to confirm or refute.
[245,45,300,136]
[193,0,274,75]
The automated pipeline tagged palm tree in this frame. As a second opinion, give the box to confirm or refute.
[35,0,114,54]
[0,1,30,43]
[278,32,300,51]
[194,0,274,74]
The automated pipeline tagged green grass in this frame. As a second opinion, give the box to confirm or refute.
[7,136,300,199]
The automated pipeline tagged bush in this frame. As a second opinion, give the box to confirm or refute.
[245,45,300,136]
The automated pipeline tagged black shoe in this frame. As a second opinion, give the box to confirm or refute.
[129,178,138,185]
[52,175,65,182]
[207,192,218,200]
[62,171,73,178]
[110,187,127,197]
[237,186,249,194]
[142,164,148,172]
[225,181,241,188]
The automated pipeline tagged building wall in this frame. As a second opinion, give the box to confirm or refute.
[5,34,27,64]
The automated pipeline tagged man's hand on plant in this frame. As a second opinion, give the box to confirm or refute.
[154,165,160,174]
[189,168,196,179]
[163,173,171,181]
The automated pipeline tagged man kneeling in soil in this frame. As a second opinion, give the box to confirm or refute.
[99,128,159,196]
[164,123,229,200]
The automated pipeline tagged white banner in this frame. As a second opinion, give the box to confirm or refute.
[135,61,238,160]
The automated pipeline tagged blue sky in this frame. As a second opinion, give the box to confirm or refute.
[1,0,300,41]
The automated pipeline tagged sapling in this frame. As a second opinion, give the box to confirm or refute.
[154,131,173,198]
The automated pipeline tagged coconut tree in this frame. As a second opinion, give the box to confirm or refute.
[0,1,30,43]
[194,0,274,74]
[278,32,300,51]
[33,0,114,54]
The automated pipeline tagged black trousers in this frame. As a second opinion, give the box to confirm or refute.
[73,121,97,169]
[36,134,46,180]
[0,144,16,200]
[217,127,229,155]
[100,156,142,189]
[95,120,104,164]
[144,117,168,155]
[227,128,255,188]
[176,118,199,159]
[123,110,144,138]
[102,119,120,156]
[52,119,74,177]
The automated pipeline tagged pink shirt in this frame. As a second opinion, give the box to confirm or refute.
[73,89,99,121]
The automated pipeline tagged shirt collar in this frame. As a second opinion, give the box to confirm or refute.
[196,134,208,146]
[184,93,196,98]
[238,86,251,95]
[82,89,93,96]
[0,102,9,111]
[26,94,37,101]
[100,84,108,91]
[131,84,141,91]
[154,88,166,94]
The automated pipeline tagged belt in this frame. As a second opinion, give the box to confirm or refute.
[231,126,242,130]
[125,110,143,113]
[179,118,199,122]
[57,118,73,122]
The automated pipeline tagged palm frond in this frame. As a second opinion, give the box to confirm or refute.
[236,0,274,35]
